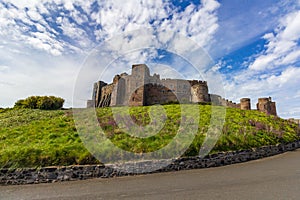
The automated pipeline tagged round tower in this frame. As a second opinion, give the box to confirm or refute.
[240,98,251,110]
[190,81,210,103]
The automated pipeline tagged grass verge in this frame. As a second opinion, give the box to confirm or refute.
[0,105,299,168]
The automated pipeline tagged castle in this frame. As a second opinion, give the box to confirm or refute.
[87,64,277,116]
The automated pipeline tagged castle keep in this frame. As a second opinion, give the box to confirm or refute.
[87,64,277,116]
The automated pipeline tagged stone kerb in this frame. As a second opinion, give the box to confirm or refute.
[1,140,300,185]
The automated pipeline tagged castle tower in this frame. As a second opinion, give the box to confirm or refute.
[111,74,124,106]
[257,97,277,116]
[128,64,150,106]
[190,81,210,103]
[240,98,251,110]
[92,81,107,107]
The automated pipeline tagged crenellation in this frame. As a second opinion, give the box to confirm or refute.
[188,80,207,86]
[87,64,277,116]
[257,97,277,116]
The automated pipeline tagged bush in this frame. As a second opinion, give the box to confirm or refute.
[14,96,65,110]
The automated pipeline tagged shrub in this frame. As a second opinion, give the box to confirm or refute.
[14,96,65,110]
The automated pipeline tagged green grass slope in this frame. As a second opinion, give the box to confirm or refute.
[0,105,299,168]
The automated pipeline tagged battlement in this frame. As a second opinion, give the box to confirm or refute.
[258,97,271,103]
[131,64,150,77]
[221,98,239,108]
[87,64,277,116]
[188,80,207,86]
[257,97,277,116]
[132,64,147,69]
[241,98,251,102]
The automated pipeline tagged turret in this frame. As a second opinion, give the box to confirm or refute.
[190,81,210,103]
[257,97,277,116]
[240,98,251,110]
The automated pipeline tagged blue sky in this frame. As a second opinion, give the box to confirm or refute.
[0,0,300,118]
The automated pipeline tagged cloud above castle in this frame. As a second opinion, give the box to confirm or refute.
[0,0,299,118]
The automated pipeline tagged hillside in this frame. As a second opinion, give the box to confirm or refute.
[0,105,299,168]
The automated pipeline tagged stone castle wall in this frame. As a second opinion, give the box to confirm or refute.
[257,97,277,116]
[99,84,114,107]
[92,81,107,107]
[144,84,177,105]
[208,94,239,108]
[87,64,277,116]
[190,81,210,103]
[240,98,251,110]
[91,64,210,107]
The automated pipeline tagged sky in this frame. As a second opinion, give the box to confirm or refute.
[0,0,300,119]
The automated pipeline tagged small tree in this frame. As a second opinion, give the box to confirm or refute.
[36,96,54,110]
[51,96,65,110]
[14,96,65,110]
[25,96,39,109]
[14,99,27,109]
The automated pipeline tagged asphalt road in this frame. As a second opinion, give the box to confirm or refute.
[1,150,300,200]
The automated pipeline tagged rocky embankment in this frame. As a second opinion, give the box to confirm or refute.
[1,141,299,185]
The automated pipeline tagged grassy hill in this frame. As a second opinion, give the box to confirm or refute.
[0,105,299,168]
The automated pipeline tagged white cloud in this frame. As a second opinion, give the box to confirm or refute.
[223,64,300,118]
[1,0,221,58]
[295,90,300,98]
[0,0,258,112]
[0,65,9,72]
[0,0,298,119]
[0,0,97,56]
[0,44,82,108]
[92,0,220,51]
[211,0,300,58]
[249,54,276,71]
[218,2,300,118]
[249,10,300,71]
[266,67,300,86]
[27,8,43,21]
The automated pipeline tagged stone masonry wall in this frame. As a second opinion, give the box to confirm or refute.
[190,81,210,103]
[257,97,277,116]
[99,84,114,107]
[161,79,192,103]
[88,64,278,117]
[1,141,299,185]
[92,81,107,107]
[240,98,251,110]
[144,84,177,105]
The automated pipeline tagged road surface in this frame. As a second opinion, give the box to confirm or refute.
[1,149,300,200]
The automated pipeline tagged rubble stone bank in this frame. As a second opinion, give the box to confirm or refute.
[1,141,299,185]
